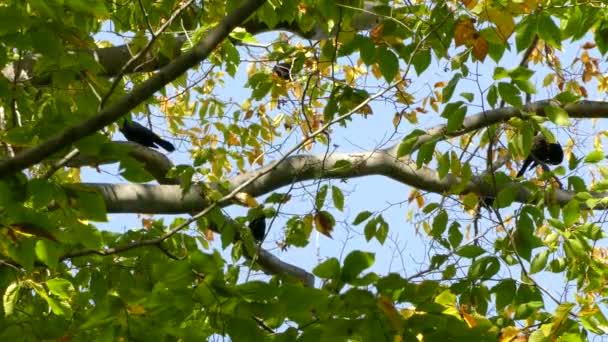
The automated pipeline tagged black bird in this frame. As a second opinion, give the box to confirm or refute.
[249,216,266,243]
[119,119,175,152]
[272,62,292,81]
[516,134,563,177]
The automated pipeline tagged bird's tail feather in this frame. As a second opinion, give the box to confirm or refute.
[155,138,175,152]
[516,158,533,177]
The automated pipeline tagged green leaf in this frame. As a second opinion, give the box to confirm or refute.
[236,281,277,302]
[514,216,540,261]
[364,218,376,241]
[514,79,536,94]
[434,289,456,307]
[227,317,265,341]
[488,40,506,62]
[46,278,75,300]
[397,129,427,157]
[35,240,61,269]
[353,211,373,225]
[416,140,437,168]
[75,133,107,155]
[563,199,580,227]
[564,237,587,258]
[510,67,534,80]
[431,210,448,238]
[315,185,328,210]
[220,219,237,249]
[3,282,20,316]
[8,239,35,272]
[585,150,604,163]
[71,188,108,222]
[258,2,279,29]
[495,185,518,208]
[437,152,450,179]
[498,82,522,108]
[487,85,498,107]
[493,67,508,80]
[529,250,549,274]
[341,251,375,283]
[331,186,344,211]
[442,73,462,103]
[446,105,466,133]
[596,25,608,55]
[119,158,155,183]
[46,296,72,317]
[377,47,398,83]
[412,48,431,75]
[545,104,570,126]
[536,13,561,48]
[456,245,485,258]
[550,257,566,272]
[375,215,388,245]
[469,256,499,280]
[331,160,353,173]
[555,91,581,104]
[460,92,474,102]
[359,36,376,65]
[448,223,463,248]
[515,17,536,52]
[442,264,456,280]
[313,258,340,279]
[492,279,516,310]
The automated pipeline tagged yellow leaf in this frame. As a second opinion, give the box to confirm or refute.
[370,23,384,44]
[423,221,431,235]
[430,99,439,112]
[461,310,477,327]
[472,35,488,61]
[594,134,602,150]
[314,211,334,238]
[454,18,476,47]
[141,218,153,230]
[345,66,357,84]
[483,7,515,42]
[542,73,555,87]
[371,63,382,79]
[358,104,373,116]
[227,133,240,146]
[127,304,147,315]
[404,110,418,124]
[450,151,461,176]
[303,137,314,151]
[377,295,401,331]
[393,112,402,128]
[247,62,257,79]
[273,113,285,126]
[396,92,414,105]
[461,0,478,10]
[461,192,480,211]
[234,192,259,208]
[499,326,520,342]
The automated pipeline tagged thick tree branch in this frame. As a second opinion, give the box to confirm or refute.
[81,147,606,215]
[393,100,608,156]
[0,0,268,179]
[67,141,179,185]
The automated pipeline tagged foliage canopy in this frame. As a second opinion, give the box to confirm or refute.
[2,0,608,341]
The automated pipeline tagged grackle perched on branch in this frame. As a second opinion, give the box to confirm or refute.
[272,62,292,81]
[516,134,563,177]
[119,119,175,152]
[249,216,266,243]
